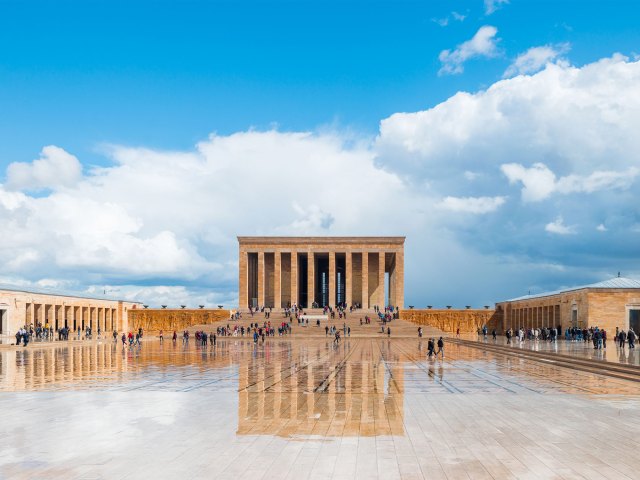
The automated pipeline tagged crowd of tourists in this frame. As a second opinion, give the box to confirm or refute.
[13,323,113,346]
[489,324,637,350]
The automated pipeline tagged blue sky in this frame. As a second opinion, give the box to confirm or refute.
[3,0,639,164]
[1,0,640,307]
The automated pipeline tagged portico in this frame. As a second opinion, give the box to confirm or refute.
[238,236,405,309]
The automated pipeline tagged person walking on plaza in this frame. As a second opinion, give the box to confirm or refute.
[418,327,423,338]
[437,337,444,357]
[628,329,636,349]
[121,333,126,347]
[159,330,164,343]
[427,338,435,358]
[456,328,460,338]
[387,327,391,337]
[619,329,627,348]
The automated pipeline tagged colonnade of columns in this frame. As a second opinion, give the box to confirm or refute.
[504,304,561,331]
[24,303,119,332]
[239,242,404,310]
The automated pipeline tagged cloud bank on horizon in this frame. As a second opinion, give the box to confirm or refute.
[1,54,640,308]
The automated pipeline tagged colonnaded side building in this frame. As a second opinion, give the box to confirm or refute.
[495,277,640,333]
[0,287,140,337]
[238,236,404,310]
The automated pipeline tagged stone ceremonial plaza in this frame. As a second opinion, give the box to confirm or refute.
[1,236,640,479]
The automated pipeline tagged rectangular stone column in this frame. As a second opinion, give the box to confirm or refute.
[239,250,248,309]
[345,251,352,307]
[378,252,385,308]
[361,252,369,309]
[395,249,404,309]
[274,251,282,309]
[328,251,335,308]
[291,252,298,307]
[307,251,315,308]
[257,251,265,308]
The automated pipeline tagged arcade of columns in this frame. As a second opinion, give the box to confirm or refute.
[0,289,136,335]
[24,303,119,332]
[238,237,405,310]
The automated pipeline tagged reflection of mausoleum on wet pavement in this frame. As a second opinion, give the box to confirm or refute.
[237,340,405,437]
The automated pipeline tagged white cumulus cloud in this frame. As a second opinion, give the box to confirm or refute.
[438,26,500,75]
[504,43,571,77]
[501,163,638,202]
[377,55,640,181]
[501,163,556,202]
[6,145,82,191]
[545,216,576,235]
[439,196,506,214]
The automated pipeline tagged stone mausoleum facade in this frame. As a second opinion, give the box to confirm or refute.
[495,277,640,333]
[238,236,405,310]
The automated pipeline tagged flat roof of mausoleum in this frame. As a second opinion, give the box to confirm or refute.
[238,236,405,245]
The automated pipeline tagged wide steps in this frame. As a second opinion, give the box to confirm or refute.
[191,309,444,338]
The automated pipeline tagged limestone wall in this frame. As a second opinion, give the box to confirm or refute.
[586,291,640,332]
[128,309,231,333]
[496,289,640,332]
[400,309,500,333]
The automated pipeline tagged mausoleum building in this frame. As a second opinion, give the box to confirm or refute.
[238,236,405,309]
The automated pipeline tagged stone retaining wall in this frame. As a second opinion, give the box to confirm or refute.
[128,309,231,333]
[400,309,502,333]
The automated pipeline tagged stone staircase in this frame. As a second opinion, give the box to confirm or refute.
[190,308,445,338]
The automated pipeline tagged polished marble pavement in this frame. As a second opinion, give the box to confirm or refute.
[464,334,640,366]
[1,338,639,479]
